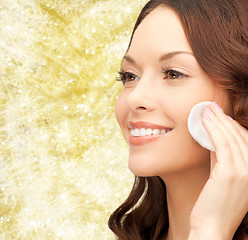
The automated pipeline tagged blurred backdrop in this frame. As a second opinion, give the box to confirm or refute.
[0,0,147,239]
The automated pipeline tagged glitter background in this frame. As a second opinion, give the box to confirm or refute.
[0,0,147,239]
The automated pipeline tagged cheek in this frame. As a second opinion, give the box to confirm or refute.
[114,93,128,129]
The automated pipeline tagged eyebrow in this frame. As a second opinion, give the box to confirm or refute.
[123,51,194,64]
[159,51,194,61]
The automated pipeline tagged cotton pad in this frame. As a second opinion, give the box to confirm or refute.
[187,101,216,152]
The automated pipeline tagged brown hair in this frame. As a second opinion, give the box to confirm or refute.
[108,0,248,239]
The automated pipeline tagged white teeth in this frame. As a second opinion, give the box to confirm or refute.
[134,128,140,137]
[131,128,170,137]
[140,128,146,136]
[153,129,160,135]
[131,129,135,136]
[146,128,152,136]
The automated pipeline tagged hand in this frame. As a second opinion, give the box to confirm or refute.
[188,102,248,240]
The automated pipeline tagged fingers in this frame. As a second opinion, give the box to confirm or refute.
[231,118,248,141]
[209,103,247,161]
[230,120,248,166]
[202,102,248,169]
[202,105,235,169]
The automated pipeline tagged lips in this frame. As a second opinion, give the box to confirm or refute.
[128,121,173,145]
[128,121,171,130]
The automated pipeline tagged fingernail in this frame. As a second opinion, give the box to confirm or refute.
[204,106,214,120]
[212,102,223,112]
[203,112,211,120]
[226,115,233,120]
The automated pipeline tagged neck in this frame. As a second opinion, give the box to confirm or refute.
[161,163,210,240]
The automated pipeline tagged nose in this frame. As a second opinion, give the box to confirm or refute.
[127,76,157,113]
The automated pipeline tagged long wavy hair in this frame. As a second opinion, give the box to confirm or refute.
[108,0,248,239]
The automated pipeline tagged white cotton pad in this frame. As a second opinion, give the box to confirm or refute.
[187,101,216,152]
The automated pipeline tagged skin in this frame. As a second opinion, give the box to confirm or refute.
[115,5,248,240]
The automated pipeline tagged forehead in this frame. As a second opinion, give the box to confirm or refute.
[127,6,193,59]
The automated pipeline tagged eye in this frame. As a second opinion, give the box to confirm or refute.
[162,67,188,80]
[116,70,140,84]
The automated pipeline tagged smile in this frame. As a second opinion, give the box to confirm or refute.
[128,121,173,145]
[131,128,170,136]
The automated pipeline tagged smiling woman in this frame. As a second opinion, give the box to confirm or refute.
[108,0,248,240]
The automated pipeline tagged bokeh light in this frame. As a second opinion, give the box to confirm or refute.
[0,0,148,239]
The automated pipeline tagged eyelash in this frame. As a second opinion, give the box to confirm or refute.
[116,70,140,84]
[116,67,188,84]
[161,66,188,80]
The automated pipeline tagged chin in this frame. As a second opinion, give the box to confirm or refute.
[128,156,157,177]
[128,148,210,178]
[128,154,178,177]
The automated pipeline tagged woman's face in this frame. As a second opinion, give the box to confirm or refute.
[115,6,230,177]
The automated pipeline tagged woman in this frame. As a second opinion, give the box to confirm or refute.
[108,0,248,239]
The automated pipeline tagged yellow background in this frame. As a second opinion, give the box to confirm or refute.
[0,0,147,239]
